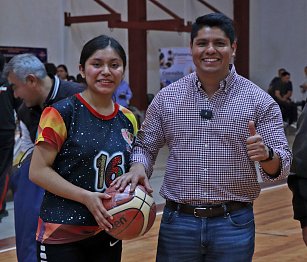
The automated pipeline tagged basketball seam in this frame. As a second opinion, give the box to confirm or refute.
[111,188,147,238]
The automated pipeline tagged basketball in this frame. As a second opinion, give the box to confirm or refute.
[102,184,156,240]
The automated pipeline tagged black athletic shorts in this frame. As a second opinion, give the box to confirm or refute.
[37,231,122,262]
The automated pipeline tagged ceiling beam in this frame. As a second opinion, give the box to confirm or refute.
[93,0,118,14]
[148,0,182,20]
[65,0,192,32]
[64,13,120,26]
[108,19,191,32]
[63,1,251,109]
[196,0,222,13]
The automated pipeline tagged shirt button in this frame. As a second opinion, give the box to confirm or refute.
[204,144,209,148]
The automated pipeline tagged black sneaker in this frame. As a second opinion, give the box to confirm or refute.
[0,209,9,222]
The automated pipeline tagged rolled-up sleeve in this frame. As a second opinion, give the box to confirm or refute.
[256,95,292,181]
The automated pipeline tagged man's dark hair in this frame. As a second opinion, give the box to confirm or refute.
[191,13,236,45]
[44,62,57,76]
[281,71,290,77]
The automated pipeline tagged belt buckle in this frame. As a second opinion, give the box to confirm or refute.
[193,207,207,218]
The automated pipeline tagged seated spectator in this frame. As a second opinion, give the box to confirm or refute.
[299,65,307,110]
[271,71,298,127]
[268,68,286,97]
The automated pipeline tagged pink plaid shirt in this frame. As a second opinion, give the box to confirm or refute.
[131,65,292,205]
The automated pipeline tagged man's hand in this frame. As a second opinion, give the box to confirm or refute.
[246,121,268,162]
[111,163,153,194]
[246,121,281,175]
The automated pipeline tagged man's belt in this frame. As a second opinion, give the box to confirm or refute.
[165,200,251,218]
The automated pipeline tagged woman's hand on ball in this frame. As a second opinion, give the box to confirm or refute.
[82,191,114,230]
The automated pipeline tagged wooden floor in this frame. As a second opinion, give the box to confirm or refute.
[1,184,307,261]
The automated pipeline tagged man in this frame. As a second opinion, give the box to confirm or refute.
[3,53,84,262]
[299,65,307,109]
[112,13,292,261]
[288,105,307,246]
[268,67,286,98]
[271,71,298,127]
[0,53,21,222]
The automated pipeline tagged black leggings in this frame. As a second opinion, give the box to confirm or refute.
[37,231,122,262]
[277,100,297,125]
[0,131,14,212]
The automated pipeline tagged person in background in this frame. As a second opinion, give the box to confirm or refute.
[3,53,84,262]
[76,73,87,86]
[114,79,133,107]
[271,71,298,127]
[112,12,292,261]
[288,104,307,246]
[56,64,69,81]
[50,63,76,82]
[29,35,138,262]
[269,68,286,88]
[0,52,22,222]
[299,65,307,109]
[67,75,77,82]
[44,62,57,76]
[268,68,286,98]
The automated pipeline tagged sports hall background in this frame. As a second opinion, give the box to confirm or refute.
[0,0,306,106]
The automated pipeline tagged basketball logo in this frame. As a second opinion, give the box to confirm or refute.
[103,184,156,240]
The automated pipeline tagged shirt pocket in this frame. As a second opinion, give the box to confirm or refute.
[213,111,253,144]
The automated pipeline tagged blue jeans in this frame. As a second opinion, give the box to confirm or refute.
[156,205,255,262]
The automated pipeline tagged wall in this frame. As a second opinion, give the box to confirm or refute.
[0,1,66,64]
[250,0,307,102]
[0,0,306,100]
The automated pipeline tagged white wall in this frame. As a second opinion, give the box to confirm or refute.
[0,1,66,64]
[0,0,305,100]
[250,0,307,101]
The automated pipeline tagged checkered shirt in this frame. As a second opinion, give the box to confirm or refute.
[131,65,292,205]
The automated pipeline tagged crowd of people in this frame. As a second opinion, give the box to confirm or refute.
[0,11,306,262]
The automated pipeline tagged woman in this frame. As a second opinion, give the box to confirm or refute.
[29,35,138,261]
[56,64,69,81]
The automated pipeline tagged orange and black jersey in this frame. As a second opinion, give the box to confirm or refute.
[35,93,138,244]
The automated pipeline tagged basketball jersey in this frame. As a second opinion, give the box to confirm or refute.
[35,93,138,244]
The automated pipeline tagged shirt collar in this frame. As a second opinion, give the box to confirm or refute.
[43,75,60,108]
[195,64,237,93]
[223,64,236,93]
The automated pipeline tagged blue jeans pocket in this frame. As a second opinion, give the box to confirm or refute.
[227,206,254,227]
